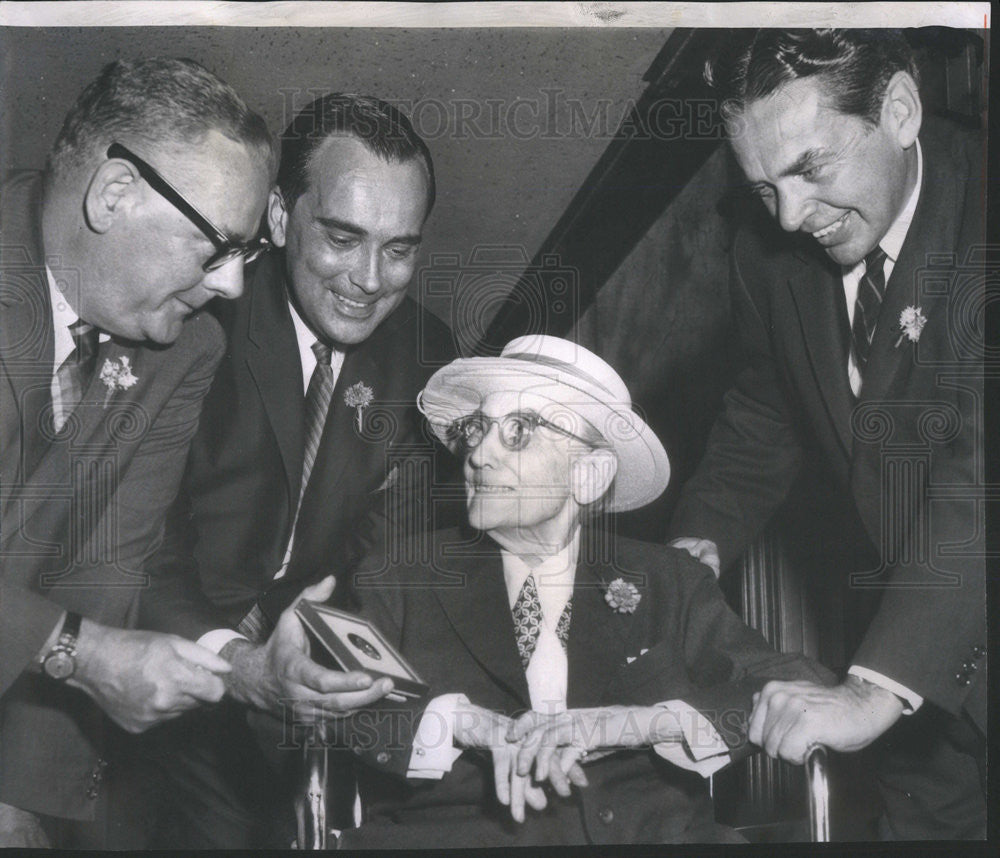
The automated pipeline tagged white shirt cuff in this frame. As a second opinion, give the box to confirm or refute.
[407,693,468,779]
[197,628,248,654]
[652,700,731,778]
[848,666,923,713]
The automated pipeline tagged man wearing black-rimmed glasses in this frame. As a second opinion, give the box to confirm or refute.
[0,57,275,847]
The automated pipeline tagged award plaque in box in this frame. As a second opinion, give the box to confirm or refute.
[295,600,429,702]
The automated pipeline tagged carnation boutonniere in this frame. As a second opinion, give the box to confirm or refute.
[99,356,138,406]
[894,306,927,348]
[344,381,374,432]
[604,578,641,614]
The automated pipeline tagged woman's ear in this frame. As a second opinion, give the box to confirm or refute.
[571,450,617,506]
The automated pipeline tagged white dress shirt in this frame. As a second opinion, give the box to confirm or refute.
[46,266,109,429]
[407,529,731,780]
[839,141,925,714]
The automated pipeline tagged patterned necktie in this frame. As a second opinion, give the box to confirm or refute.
[54,321,99,432]
[512,573,573,669]
[300,341,336,503]
[851,246,889,375]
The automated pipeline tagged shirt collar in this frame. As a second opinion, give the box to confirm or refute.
[46,265,80,329]
[501,527,580,610]
[288,299,316,355]
[47,265,81,370]
[879,138,923,264]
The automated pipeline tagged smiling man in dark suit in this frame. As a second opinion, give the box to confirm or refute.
[666,29,986,839]
[0,57,276,847]
[138,94,458,848]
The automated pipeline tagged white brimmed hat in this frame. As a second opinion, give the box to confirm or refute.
[417,335,670,512]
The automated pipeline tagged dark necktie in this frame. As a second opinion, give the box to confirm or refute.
[851,246,888,375]
[54,321,99,432]
[512,573,573,669]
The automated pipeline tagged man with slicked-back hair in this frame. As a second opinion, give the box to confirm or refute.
[138,93,459,848]
[668,29,985,839]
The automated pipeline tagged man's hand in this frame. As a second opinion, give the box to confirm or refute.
[221,576,394,720]
[669,537,721,577]
[748,676,905,765]
[507,706,682,789]
[68,619,230,733]
[0,803,49,848]
[452,701,549,823]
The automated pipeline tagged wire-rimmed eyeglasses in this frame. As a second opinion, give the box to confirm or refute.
[106,142,269,272]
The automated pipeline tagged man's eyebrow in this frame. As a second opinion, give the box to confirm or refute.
[778,148,829,179]
[316,215,422,245]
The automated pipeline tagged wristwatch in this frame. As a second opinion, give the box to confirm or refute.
[41,611,82,681]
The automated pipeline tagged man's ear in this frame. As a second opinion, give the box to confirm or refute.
[570,450,618,506]
[83,160,137,234]
[267,188,289,247]
[881,71,922,149]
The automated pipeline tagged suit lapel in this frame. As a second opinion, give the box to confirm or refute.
[785,247,856,457]
[860,150,956,406]
[244,257,304,512]
[0,179,55,483]
[304,343,381,516]
[566,557,631,708]
[432,547,531,707]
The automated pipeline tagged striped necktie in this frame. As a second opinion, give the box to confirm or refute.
[851,246,888,375]
[54,321,99,432]
[300,342,336,504]
[236,341,336,643]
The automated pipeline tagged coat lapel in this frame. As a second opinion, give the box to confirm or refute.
[859,148,958,407]
[302,343,382,519]
[785,247,856,457]
[566,556,632,708]
[244,257,304,513]
[432,547,531,707]
[0,179,55,485]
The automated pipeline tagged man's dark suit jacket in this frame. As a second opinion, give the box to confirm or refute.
[0,173,225,819]
[338,528,833,848]
[140,249,458,639]
[668,118,986,735]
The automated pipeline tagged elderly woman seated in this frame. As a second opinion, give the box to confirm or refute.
[337,335,831,848]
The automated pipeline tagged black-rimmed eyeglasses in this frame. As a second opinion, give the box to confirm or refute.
[106,143,269,272]
[448,411,597,452]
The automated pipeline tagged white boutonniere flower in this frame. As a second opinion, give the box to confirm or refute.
[344,381,374,432]
[99,356,138,406]
[604,578,641,614]
[895,306,927,348]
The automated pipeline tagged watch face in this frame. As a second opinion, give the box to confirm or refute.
[44,651,75,680]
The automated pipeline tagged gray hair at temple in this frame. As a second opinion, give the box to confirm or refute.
[275,93,436,218]
[47,57,278,182]
[706,29,920,127]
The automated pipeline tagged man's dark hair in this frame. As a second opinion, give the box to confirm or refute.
[707,29,920,125]
[48,57,277,180]
[276,93,435,218]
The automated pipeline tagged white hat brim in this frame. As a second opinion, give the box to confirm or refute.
[418,357,670,512]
